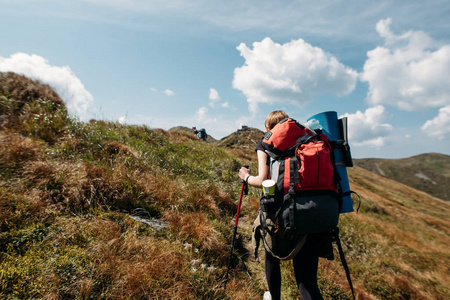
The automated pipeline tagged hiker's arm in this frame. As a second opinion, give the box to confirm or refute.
[239,150,268,189]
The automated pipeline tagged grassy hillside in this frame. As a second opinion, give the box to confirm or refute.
[1,72,449,299]
[343,166,449,299]
[169,126,217,143]
[354,153,450,202]
[217,126,264,149]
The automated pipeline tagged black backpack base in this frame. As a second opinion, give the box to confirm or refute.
[252,192,356,300]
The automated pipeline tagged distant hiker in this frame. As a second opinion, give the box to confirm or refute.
[192,127,207,142]
[239,110,333,300]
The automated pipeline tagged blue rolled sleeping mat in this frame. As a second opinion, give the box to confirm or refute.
[307,111,354,213]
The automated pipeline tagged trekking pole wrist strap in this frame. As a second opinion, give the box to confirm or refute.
[245,175,251,184]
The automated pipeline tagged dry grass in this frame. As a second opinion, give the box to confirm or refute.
[155,128,197,142]
[91,230,192,299]
[103,141,139,157]
[222,278,262,300]
[163,211,226,256]
[0,131,40,172]
[0,72,63,106]
[1,215,199,299]
[341,167,450,299]
[0,72,67,143]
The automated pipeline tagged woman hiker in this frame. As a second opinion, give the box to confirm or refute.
[238,110,326,300]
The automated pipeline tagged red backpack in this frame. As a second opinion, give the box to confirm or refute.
[261,118,339,198]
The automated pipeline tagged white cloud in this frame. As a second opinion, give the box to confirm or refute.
[209,88,220,101]
[233,37,357,114]
[0,53,93,119]
[341,105,393,148]
[150,87,176,97]
[195,106,217,124]
[72,1,450,47]
[196,106,208,120]
[164,89,175,96]
[421,105,450,139]
[235,115,255,131]
[361,18,450,111]
[208,88,230,109]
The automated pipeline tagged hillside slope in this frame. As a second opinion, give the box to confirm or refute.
[217,126,264,149]
[342,166,450,299]
[354,153,450,201]
[169,126,217,142]
[1,73,449,299]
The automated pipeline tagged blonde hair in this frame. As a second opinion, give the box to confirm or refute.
[265,110,289,132]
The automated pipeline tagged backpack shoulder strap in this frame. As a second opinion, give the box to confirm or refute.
[283,156,300,238]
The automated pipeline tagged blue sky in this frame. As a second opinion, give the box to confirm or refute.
[1,0,449,158]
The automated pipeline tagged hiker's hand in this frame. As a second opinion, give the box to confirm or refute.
[239,167,251,181]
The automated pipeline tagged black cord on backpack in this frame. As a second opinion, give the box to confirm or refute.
[343,191,361,213]
[331,227,356,300]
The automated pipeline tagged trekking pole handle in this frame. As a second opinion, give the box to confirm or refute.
[242,165,249,195]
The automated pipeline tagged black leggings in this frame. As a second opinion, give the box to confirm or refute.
[265,235,323,300]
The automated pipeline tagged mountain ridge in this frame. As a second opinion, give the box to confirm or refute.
[354,152,450,201]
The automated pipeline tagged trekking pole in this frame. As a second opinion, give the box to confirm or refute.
[224,166,249,288]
